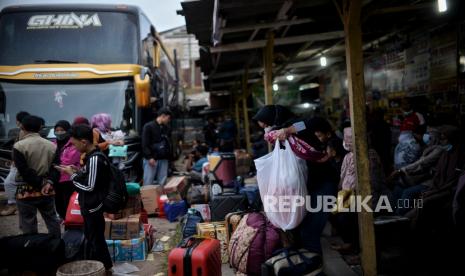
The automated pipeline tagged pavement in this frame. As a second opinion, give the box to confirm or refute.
[0,190,357,276]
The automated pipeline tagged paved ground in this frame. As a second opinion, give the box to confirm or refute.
[0,188,356,276]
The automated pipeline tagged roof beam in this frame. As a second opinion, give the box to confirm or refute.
[221,18,313,34]
[210,31,344,53]
[209,56,344,80]
[285,56,343,69]
[210,67,263,79]
[367,3,434,17]
[276,0,293,21]
[210,78,262,89]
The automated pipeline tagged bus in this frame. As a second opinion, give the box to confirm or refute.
[0,4,180,182]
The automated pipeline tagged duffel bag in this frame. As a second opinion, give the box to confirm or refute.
[228,212,282,276]
[261,248,323,276]
[0,233,65,271]
[225,211,247,244]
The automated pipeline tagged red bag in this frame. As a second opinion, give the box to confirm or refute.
[265,130,325,162]
[144,223,155,250]
[168,237,221,276]
[64,192,84,227]
[158,195,168,218]
[140,208,149,224]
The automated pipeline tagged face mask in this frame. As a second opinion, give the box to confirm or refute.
[264,127,272,134]
[443,144,453,152]
[422,133,431,145]
[403,110,413,116]
[55,132,69,141]
[343,141,352,151]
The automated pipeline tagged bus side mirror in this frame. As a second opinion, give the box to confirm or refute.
[134,71,150,107]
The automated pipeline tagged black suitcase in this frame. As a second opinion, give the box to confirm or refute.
[209,192,248,221]
[0,233,65,272]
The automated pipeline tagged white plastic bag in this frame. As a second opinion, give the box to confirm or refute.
[254,140,308,230]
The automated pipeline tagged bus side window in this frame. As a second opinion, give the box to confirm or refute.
[140,13,154,68]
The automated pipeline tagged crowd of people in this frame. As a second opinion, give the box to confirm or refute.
[252,103,465,269]
[1,109,174,271]
[2,100,464,272]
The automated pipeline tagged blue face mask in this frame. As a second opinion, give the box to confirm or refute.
[423,133,431,145]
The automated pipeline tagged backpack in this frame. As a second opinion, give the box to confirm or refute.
[181,208,204,239]
[94,152,128,213]
[151,135,171,160]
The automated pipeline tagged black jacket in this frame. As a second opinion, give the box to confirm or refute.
[142,121,168,160]
[71,149,110,214]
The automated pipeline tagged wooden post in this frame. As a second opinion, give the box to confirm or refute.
[263,32,274,105]
[340,0,377,275]
[242,70,252,153]
[234,98,241,147]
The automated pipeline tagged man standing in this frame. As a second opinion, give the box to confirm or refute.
[1,111,30,216]
[203,118,218,150]
[13,115,61,238]
[58,124,112,270]
[142,108,172,186]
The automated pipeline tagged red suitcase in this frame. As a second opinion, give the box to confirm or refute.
[168,237,221,276]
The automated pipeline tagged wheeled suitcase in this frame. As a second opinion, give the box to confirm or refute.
[225,211,247,244]
[208,153,236,186]
[168,237,221,276]
[209,192,248,221]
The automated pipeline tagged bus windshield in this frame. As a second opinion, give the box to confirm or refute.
[0,79,135,141]
[0,11,139,65]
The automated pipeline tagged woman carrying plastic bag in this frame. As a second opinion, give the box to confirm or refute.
[255,139,308,230]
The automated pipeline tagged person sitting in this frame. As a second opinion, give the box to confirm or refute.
[388,126,445,215]
[185,145,209,183]
[91,113,124,156]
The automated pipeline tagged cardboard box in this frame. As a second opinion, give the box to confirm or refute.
[197,222,228,263]
[190,204,211,221]
[105,214,142,240]
[141,185,162,215]
[106,231,146,262]
[104,194,142,220]
[166,191,182,202]
[164,176,187,196]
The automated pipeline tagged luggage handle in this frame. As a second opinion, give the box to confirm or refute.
[178,236,204,249]
[180,237,204,276]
